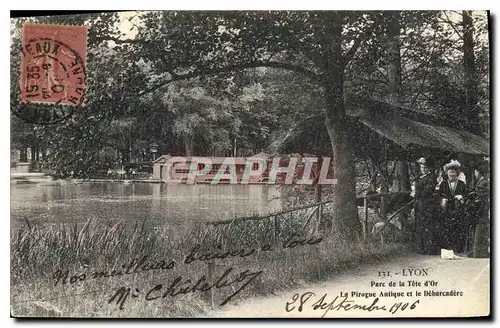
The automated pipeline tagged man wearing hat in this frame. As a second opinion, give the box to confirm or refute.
[414,157,440,254]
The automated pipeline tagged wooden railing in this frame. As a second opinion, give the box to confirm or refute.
[206,191,414,241]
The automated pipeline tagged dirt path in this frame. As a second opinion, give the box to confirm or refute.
[211,254,490,318]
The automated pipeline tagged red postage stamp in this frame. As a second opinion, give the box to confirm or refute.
[19,24,88,106]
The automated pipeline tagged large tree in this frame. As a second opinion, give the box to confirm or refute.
[96,11,386,239]
[11,11,490,239]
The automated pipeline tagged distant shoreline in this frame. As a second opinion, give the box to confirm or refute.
[10,177,273,185]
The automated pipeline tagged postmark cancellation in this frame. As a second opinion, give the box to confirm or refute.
[19,24,88,106]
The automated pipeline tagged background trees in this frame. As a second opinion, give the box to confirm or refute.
[10,11,490,239]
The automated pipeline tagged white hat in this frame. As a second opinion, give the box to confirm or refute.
[443,160,461,172]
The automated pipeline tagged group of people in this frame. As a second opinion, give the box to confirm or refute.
[413,157,490,258]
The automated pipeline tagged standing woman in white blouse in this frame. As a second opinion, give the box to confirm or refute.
[438,160,467,254]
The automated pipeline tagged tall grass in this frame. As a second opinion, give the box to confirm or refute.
[11,215,410,318]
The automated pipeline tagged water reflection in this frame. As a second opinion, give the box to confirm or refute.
[10,182,282,227]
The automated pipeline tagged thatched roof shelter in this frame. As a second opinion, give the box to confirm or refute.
[347,96,489,156]
[272,95,489,158]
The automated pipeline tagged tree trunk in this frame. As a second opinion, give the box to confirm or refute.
[387,10,409,194]
[324,77,361,240]
[392,161,410,190]
[31,147,36,163]
[20,147,28,162]
[463,10,480,133]
[462,11,480,193]
[184,137,193,156]
[387,11,402,106]
[323,13,361,241]
[380,180,389,219]
[386,11,411,239]
[325,117,360,240]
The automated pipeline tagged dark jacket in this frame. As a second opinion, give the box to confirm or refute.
[472,177,490,257]
[415,172,438,199]
[474,177,490,222]
[414,172,439,254]
[438,179,466,211]
[414,172,439,221]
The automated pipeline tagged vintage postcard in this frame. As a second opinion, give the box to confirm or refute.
[10,10,490,318]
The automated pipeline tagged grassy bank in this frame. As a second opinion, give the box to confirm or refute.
[11,217,410,318]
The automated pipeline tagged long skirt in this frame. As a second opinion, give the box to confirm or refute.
[472,209,490,258]
[440,207,468,254]
[414,199,440,255]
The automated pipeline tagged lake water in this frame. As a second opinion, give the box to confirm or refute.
[10,181,282,228]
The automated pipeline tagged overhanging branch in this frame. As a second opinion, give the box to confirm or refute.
[441,11,463,39]
[139,60,322,96]
[94,36,152,46]
[343,20,377,66]
[95,36,322,95]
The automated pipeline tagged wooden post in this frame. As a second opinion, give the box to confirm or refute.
[207,261,215,307]
[363,196,368,240]
[316,202,320,228]
[273,216,278,245]
[301,208,316,231]
[316,203,322,232]
[315,183,322,224]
